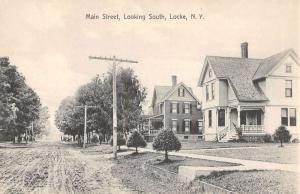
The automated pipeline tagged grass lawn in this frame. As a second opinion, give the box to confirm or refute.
[112,152,299,194]
[146,141,278,150]
[147,155,238,173]
[184,145,298,164]
[194,170,299,194]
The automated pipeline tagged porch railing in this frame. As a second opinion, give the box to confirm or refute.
[242,125,265,134]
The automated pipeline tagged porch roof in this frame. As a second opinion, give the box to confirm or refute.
[240,106,264,112]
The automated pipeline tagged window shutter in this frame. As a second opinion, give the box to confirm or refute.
[182,120,185,132]
[170,103,172,113]
[190,104,192,114]
[177,103,179,113]
[176,120,179,132]
[182,103,185,114]
[178,89,180,96]
[183,89,185,96]
[169,119,172,130]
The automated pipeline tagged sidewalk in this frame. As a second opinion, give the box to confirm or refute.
[130,147,298,181]
[135,147,297,171]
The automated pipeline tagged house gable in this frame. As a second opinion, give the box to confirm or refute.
[163,83,200,103]
[203,63,217,83]
[269,54,300,78]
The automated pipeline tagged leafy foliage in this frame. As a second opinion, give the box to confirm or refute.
[274,126,291,147]
[126,130,147,153]
[55,67,147,144]
[91,135,99,144]
[263,134,273,143]
[0,57,42,141]
[152,129,181,161]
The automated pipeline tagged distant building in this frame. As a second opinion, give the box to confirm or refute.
[198,42,299,142]
[147,75,203,141]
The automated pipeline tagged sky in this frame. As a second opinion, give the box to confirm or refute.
[0,0,299,130]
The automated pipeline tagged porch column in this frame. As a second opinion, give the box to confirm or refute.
[226,108,231,129]
[216,109,219,141]
[237,106,241,127]
[163,102,166,129]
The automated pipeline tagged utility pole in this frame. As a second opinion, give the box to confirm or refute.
[89,55,138,159]
[31,122,34,142]
[76,105,101,148]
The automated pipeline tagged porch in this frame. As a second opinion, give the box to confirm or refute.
[229,106,265,135]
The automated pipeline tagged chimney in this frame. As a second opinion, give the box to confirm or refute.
[241,42,248,58]
[172,75,177,87]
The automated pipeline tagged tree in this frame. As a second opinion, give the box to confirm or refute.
[109,133,126,151]
[274,126,291,147]
[0,57,41,142]
[55,96,82,143]
[152,129,181,161]
[126,130,147,153]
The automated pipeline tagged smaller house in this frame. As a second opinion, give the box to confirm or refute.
[147,76,203,141]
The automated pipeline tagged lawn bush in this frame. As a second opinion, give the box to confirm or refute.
[91,135,99,144]
[274,126,291,147]
[291,138,299,143]
[109,133,126,150]
[152,129,181,161]
[263,134,273,143]
[126,130,147,153]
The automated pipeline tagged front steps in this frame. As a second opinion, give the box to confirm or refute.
[219,131,238,142]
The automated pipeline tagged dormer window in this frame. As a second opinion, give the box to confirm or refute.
[208,69,212,77]
[178,88,185,97]
[286,64,292,73]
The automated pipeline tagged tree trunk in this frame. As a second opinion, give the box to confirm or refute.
[164,150,168,161]
[118,145,121,151]
[73,134,76,142]
[280,139,283,147]
[136,147,138,153]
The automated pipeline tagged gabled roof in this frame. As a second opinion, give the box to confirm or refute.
[151,83,198,107]
[198,48,298,102]
[205,56,268,101]
[252,49,298,80]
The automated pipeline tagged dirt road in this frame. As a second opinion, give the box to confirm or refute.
[0,142,132,194]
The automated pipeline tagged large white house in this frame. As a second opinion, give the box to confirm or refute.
[198,43,299,142]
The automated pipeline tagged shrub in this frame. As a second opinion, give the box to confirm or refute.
[152,129,181,161]
[291,138,299,143]
[274,126,291,147]
[109,133,126,150]
[263,134,273,143]
[91,135,99,144]
[126,131,147,153]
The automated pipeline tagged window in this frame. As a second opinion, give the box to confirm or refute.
[290,108,296,126]
[285,80,292,97]
[281,108,288,126]
[286,64,292,73]
[171,119,177,131]
[159,103,163,114]
[206,85,209,101]
[218,109,225,126]
[178,88,185,97]
[184,103,190,114]
[171,103,178,114]
[211,83,215,100]
[208,69,212,77]
[198,120,203,133]
[184,120,190,132]
[208,110,212,127]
